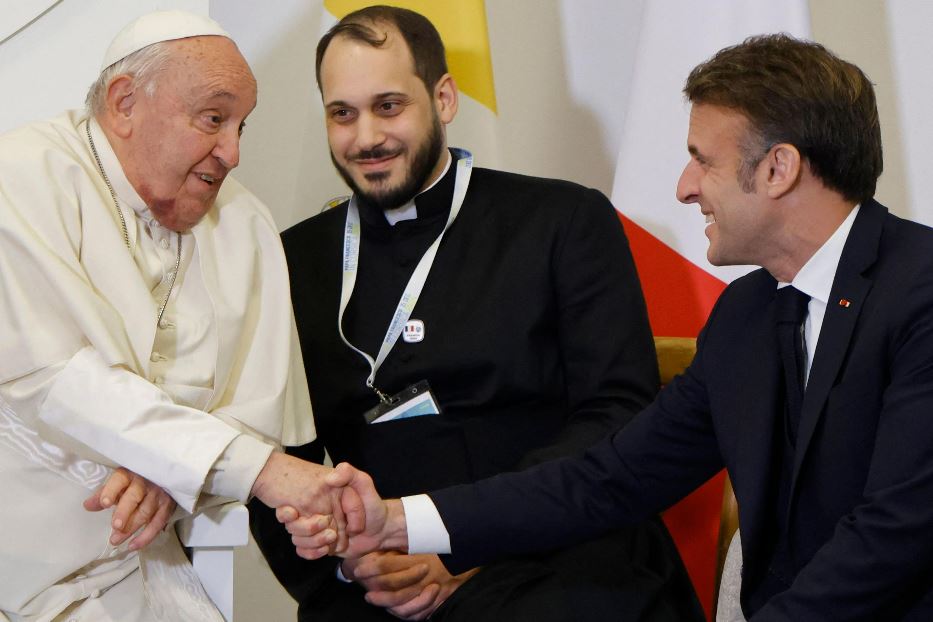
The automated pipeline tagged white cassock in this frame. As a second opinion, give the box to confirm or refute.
[0,111,314,621]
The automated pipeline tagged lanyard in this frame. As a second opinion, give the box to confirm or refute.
[338,148,474,402]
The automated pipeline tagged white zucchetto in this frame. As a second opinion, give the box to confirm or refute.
[100,10,230,71]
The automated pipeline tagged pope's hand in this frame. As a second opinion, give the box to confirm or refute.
[279,462,408,560]
[251,452,364,554]
[83,467,176,550]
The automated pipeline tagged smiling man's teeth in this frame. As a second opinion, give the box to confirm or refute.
[199,174,216,184]
[705,213,715,224]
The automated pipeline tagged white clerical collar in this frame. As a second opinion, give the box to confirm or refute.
[383,150,453,226]
[779,204,860,302]
[86,117,156,230]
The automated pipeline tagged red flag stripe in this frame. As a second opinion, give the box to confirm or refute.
[618,211,728,617]
[619,212,725,337]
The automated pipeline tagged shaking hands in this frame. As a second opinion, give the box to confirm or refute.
[82,454,397,558]
[275,461,410,560]
[274,463,474,621]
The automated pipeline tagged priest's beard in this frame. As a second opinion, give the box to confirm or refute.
[332,115,444,211]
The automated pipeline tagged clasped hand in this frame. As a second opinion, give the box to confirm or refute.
[278,463,475,620]
[250,452,369,555]
[83,467,176,550]
[341,551,478,620]
[276,461,399,560]
[83,453,370,555]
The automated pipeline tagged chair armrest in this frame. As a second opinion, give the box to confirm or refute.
[177,503,249,621]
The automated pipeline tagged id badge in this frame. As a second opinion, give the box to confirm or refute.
[363,380,441,424]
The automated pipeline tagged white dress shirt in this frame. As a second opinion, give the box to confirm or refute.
[781,204,860,386]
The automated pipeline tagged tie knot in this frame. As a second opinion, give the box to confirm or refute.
[775,286,810,324]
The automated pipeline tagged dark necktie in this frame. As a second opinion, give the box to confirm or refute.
[775,286,810,445]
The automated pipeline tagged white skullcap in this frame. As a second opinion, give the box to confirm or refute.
[101,10,231,71]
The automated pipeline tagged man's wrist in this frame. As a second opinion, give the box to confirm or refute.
[381,499,409,552]
[249,450,283,502]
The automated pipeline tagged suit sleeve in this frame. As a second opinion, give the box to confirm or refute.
[752,286,933,620]
[431,314,725,573]
[518,188,659,467]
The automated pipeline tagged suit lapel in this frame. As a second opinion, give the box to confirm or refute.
[791,200,885,489]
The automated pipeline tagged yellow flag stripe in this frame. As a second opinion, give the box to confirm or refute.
[324,0,497,113]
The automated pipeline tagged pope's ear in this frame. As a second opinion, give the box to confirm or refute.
[103,74,137,138]
[764,143,802,199]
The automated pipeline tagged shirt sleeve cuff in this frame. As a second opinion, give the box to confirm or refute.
[203,434,274,502]
[401,494,451,554]
[335,562,352,583]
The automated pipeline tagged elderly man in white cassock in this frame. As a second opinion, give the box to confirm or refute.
[0,11,353,621]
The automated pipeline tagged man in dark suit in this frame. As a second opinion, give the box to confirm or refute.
[251,5,701,621]
[284,34,933,620]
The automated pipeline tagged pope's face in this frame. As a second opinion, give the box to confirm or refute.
[319,29,448,210]
[122,36,257,231]
[676,104,777,267]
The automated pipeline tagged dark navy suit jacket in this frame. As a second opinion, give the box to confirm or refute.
[431,199,933,620]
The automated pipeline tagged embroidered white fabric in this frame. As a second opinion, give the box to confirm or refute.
[0,395,223,620]
[0,395,110,491]
[140,531,225,622]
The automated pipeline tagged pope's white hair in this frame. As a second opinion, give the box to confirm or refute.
[85,41,176,116]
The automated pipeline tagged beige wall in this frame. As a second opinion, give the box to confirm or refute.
[810,0,906,215]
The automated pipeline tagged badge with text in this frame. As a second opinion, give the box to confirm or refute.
[363,380,441,424]
[403,319,425,343]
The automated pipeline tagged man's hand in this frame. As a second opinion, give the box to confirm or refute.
[343,552,479,620]
[342,552,432,612]
[251,452,364,554]
[83,467,176,550]
[278,462,409,560]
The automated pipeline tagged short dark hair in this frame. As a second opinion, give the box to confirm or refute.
[315,5,447,95]
[684,34,882,204]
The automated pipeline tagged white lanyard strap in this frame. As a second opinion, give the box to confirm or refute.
[338,149,474,400]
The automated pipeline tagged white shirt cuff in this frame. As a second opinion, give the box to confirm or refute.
[401,494,451,554]
[334,562,352,583]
